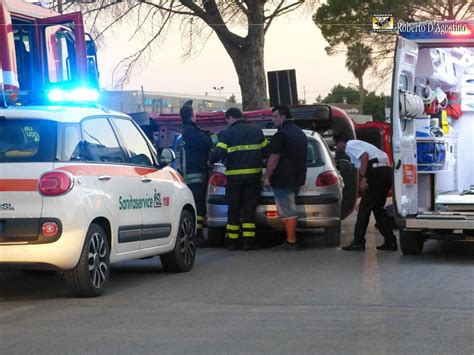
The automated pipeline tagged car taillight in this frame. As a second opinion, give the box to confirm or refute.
[316,171,338,187]
[42,222,59,237]
[209,172,227,187]
[265,211,279,217]
[39,171,74,196]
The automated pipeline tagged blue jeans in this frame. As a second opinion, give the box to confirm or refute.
[272,187,299,220]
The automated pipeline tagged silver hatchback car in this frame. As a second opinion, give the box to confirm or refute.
[206,129,343,247]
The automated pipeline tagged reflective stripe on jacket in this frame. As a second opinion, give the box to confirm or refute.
[209,120,268,184]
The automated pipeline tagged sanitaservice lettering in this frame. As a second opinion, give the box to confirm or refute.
[119,195,154,210]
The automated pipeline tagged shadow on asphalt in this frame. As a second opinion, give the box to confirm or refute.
[398,240,474,265]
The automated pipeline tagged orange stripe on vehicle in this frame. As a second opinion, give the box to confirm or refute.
[55,164,176,182]
[168,170,185,184]
[0,179,38,192]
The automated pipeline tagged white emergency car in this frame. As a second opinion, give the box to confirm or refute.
[0,96,197,297]
[392,20,474,254]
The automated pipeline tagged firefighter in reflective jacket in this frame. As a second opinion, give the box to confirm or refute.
[180,103,217,245]
[208,107,268,251]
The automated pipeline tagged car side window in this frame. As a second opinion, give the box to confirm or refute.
[307,139,325,167]
[112,118,154,167]
[58,123,82,161]
[81,118,127,163]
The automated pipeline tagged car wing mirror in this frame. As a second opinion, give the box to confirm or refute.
[158,148,176,165]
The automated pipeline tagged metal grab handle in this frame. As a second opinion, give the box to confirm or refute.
[141,177,152,183]
[98,175,111,181]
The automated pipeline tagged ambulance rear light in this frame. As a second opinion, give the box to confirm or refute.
[316,171,338,187]
[39,171,74,196]
[209,172,227,187]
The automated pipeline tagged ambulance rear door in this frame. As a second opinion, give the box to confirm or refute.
[391,37,419,218]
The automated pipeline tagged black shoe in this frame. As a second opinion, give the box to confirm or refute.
[376,242,398,251]
[228,239,239,251]
[195,230,209,247]
[342,243,365,251]
[272,241,300,251]
[242,238,258,251]
[195,237,210,248]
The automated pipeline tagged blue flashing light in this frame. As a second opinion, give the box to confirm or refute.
[47,87,100,104]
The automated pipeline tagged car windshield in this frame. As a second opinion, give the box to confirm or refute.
[0,119,57,162]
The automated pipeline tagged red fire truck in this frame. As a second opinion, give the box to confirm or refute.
[0,0,99,100]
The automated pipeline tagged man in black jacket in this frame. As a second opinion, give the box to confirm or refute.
[208,108,268,251]
[180,104,215,246]
[263,105,307,251]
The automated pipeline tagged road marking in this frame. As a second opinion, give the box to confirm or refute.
[358,234,386,353]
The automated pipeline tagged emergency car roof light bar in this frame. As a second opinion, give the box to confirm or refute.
[47,87,100,104]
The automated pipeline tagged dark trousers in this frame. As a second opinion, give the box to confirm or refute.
[353,166,396,245]
[225,182,261,239]
[188,182,207,232]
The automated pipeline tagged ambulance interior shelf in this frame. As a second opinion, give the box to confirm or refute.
[407,45,474,215]
[415,136,447,173]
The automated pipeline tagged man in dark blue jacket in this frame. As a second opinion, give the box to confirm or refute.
[180,104,215,246]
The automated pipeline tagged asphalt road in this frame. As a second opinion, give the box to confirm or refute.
[1,213,473,355]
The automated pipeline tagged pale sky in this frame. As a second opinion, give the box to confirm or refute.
[98,12,391,103]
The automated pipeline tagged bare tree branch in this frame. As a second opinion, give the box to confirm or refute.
[264,1,305,33]
[233,0,249,17]
[138,0,198,16]
[112,7,173,89]
[129,3,157,41]
[82,1,121,16]
[94,3,142,40]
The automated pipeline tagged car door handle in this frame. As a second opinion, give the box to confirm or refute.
[141,177,152,183]
[98,175,111,181]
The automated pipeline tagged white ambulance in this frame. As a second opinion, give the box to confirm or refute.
[0,90,197,297]
[392,20,474,254]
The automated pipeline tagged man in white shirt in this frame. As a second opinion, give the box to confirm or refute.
[334,132,397,251]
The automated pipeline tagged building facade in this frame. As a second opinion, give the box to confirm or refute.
[99,90,241,115]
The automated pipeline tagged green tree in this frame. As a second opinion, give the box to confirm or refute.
[363,92,389,121]
[65,0,312,111]
[322,84,360,105]
[313,0,473,77]
[322,84,388,120]
[227,94,237,103]
[345,42,372,114]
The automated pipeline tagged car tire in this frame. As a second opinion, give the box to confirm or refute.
[160,210,196,272]
[400,229,424,255]
[207,227,226,247]
[324,226,341,247]
[64,223,110,297]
